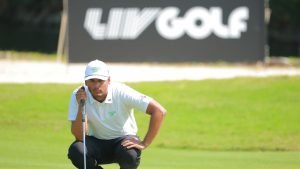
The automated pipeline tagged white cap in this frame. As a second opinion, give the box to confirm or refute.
[84,60,110,80]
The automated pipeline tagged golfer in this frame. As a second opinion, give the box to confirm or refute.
[68,60,166,169]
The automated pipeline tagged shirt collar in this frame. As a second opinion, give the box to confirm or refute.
[104,85,113,103]
[87,85,113,104]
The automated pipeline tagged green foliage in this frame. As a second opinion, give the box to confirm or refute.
[269,0,300,28]
[268,0,300,56]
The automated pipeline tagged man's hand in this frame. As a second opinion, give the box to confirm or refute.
[121,137,147,150]
[76,86,87,106]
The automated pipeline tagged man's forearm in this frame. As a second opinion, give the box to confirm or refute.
[71,106,88,141]
[143,108,166,148]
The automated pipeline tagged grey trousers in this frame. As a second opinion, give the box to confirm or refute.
[68,136,141,169]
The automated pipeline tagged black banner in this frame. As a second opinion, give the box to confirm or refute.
[68,0,265,63]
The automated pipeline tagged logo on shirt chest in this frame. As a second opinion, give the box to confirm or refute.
[108,111,117,117]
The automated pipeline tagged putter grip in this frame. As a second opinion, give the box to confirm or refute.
[80,99,85,107]
[80,86,86,122]
[80,86,85,107]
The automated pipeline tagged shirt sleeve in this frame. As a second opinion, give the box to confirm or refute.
[119,84,153,113]
[68,90,79,121]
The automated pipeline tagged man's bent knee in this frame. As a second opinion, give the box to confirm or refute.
[116,147,141,169]
[68,141,98,169]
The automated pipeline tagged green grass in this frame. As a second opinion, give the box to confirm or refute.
[1,50,300,67]
[0,50,57,61]
[103,148,300,169]
[0,76,299,169]
[131,77,300,151]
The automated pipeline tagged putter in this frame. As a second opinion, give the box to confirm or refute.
[80,87,87,169]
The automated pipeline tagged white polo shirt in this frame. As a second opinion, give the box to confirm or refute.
[68,82,152,140]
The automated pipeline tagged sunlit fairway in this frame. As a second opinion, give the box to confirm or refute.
[0,76,299,169]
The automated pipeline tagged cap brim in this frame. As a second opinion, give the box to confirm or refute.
[84,75,109,81]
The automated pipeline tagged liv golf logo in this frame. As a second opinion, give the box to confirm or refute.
[84,6,249,40]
